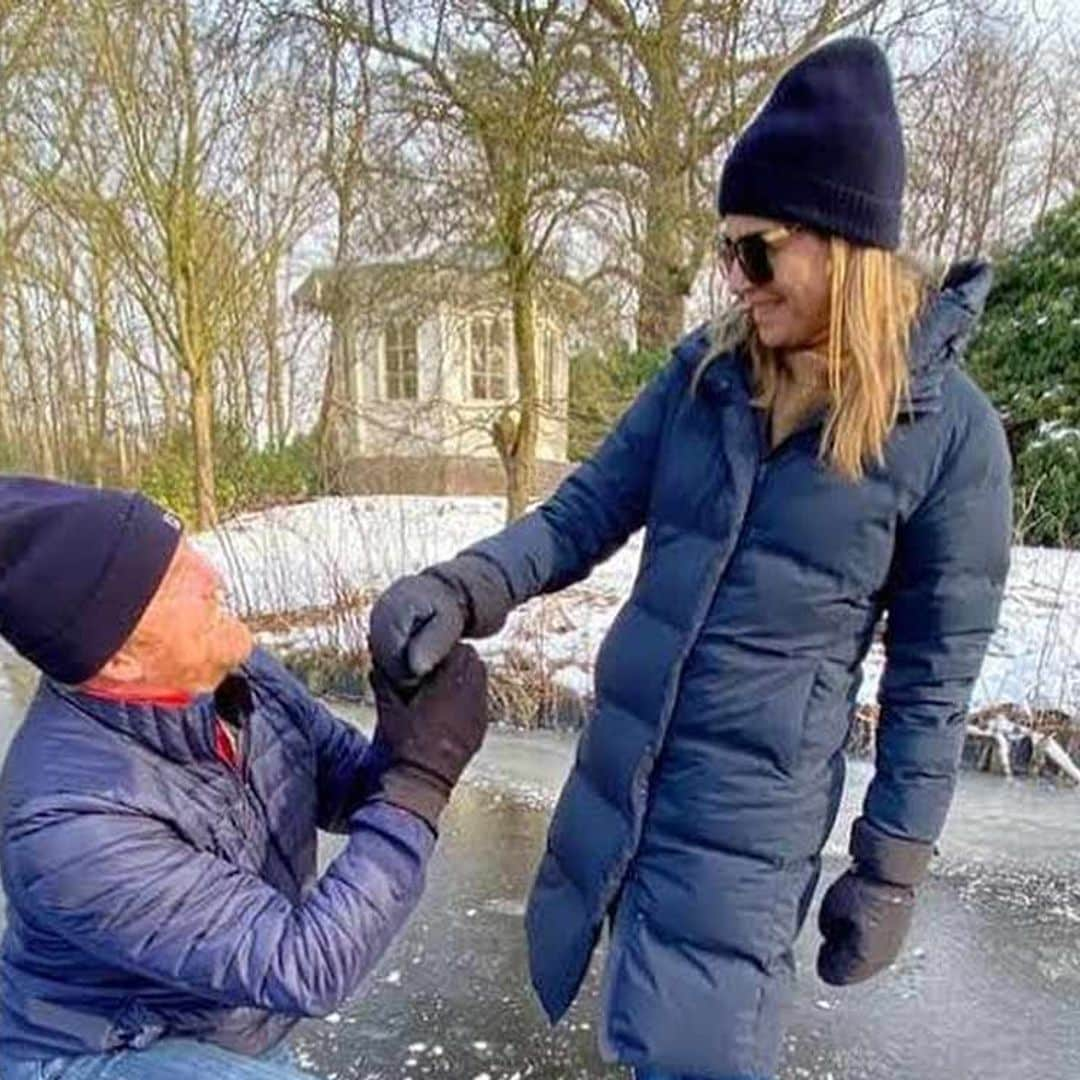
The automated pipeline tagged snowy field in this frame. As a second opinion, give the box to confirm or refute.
[198,495,1080,717]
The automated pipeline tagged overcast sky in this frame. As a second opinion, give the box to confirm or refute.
[1026,0,1078,27]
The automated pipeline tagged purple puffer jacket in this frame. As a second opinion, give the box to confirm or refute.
[0,647,433,1062]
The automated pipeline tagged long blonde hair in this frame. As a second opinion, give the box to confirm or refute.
[705,239,930,480]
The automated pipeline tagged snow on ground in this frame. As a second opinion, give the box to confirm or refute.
[197,495,1080,716]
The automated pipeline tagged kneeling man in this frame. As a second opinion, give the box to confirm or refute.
[0,477,487,1079]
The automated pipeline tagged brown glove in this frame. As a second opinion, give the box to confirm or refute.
[368,643,488,830]
[817,817,933,986]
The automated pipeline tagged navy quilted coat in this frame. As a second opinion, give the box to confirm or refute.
[0,647,433,1062]
[469,262,1011,1078]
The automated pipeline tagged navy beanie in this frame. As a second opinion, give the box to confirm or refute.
[718,37,905,250]
[0,476,183,684]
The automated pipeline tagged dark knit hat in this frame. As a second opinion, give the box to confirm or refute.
[0,476,183,684]
[718,37,905,250]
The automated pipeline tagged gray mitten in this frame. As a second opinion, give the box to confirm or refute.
[368,555,513,687]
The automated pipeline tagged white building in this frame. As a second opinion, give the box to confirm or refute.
[295,254,571,495]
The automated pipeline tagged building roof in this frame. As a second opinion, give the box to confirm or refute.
[293,247,583,320]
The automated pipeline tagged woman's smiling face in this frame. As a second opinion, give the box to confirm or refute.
[721,214,831,352]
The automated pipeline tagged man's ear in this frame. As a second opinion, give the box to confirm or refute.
[94,645,145,684]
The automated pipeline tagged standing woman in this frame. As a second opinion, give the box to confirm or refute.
[369,38,1011,1080]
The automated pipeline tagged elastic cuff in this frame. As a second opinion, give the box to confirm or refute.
[373,765,450,832]
[850,817,933,887]
[429,555,513,637]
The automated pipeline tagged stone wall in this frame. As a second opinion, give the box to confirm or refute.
[342,455,571,497]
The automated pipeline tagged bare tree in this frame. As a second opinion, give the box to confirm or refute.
[35,0,282,526]
[2,1,339,513]
[1033,30,1080,223]
[296,0,594,520]
[575,0,940,350]
[902,9,1044,259]
[4,0,1071,533]
[0,1,72,468]
[258,2,423,487]
[311,20,380,485]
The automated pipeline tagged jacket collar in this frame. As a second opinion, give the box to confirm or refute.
[695,259,993,415]
[905,259,992,412]
[46,679,221,765]
[681,324,747,403]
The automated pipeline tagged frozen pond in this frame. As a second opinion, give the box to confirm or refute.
[1,656,1078,1079]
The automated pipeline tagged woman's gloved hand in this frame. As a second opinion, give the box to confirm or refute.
[368,555,513,688]
[817,817,933,986]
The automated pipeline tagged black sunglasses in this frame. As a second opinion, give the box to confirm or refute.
[718,225,797,286]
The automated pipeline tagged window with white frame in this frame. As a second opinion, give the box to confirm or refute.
[470,316,508,400]
[383,320,418,400]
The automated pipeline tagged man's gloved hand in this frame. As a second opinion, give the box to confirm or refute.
[817,817,933,986]
[368,555,514,687]
[368,643,488,830]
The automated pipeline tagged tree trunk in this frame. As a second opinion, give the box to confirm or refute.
[189,363,217,529]
[316,305,353,492]
[0,284,10,457]
[13,281,54,475]
[636,160,693,351]
[313,30,361,491]
[90,246,112,486]
[265,268,285,448]
[66,283,94,475]
[634,29,693,353]
[496,269,539,523]
[116,419,129,485]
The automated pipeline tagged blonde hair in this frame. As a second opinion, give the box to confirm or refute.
[704,239,930,480]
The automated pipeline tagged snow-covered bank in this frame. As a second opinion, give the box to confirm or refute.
[198,494,1080,720]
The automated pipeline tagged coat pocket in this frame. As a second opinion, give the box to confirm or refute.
[723,661,819,775]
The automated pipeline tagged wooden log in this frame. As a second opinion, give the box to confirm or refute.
[1036,734,1080,788]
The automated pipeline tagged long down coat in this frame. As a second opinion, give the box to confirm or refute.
[468,261,1012,1078]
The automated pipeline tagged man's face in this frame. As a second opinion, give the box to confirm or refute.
[119,541,253,695]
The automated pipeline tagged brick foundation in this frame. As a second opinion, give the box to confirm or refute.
[342,455,571,498]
